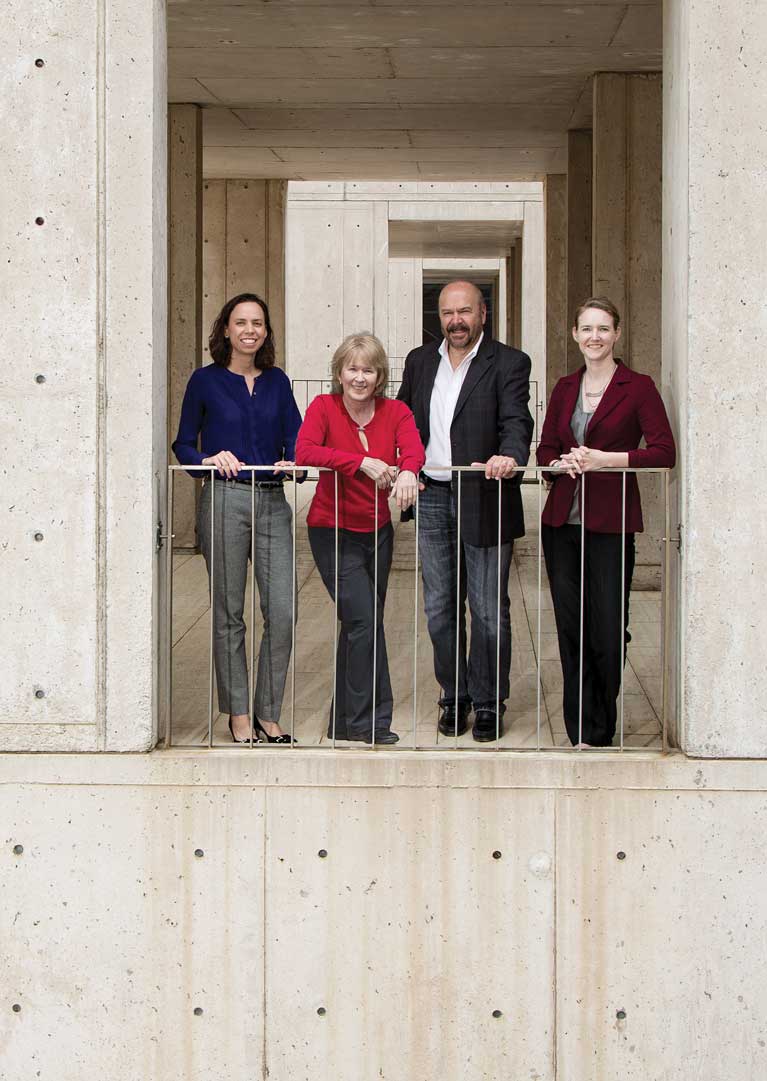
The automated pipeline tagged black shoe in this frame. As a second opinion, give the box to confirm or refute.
[255,718,295,745]
[344,728,400,745]
[472,709,504,742]
[437,701,471,737]
[228,717,257,745]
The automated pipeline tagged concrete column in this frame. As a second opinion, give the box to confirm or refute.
[593,72,662,381]
[168,104,202,549]
[2,0,166,751]
[522,201,545,431]
[664,0,767,757]
[566,130,592,372]
[593,72,663,588]
[544,174,567,399]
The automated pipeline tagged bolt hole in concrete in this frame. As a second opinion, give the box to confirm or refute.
[617,851,627,860]
[616,1009,627,1020]
[492,850,502,860]
[12,1004,21,1013]
[492,1010,502,1018]
[35,374,46,384]
[194,848,204,858]
[34,689,45,699]
[34,532,44,542]
[34,58,44,67]
[12,845,23,855]
[193,1007,203,1016]
[35,216,44,225]
[318,849,328,859]
[317,1007,326,1016]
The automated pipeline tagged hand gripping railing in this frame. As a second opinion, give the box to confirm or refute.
[164,464,671,753]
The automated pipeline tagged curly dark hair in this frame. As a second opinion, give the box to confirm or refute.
[208,292,276,369]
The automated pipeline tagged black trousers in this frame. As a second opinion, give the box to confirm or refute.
[308,524,394,740]
[542,524,635,747]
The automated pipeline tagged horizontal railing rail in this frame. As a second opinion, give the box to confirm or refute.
[164,464,671,754]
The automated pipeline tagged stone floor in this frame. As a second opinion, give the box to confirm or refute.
[167,484,664,752]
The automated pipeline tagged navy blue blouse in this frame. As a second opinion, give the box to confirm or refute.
[172,363,302,474]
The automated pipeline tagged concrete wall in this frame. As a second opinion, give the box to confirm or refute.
[1,0,166,752]
[284,182,545,401]
[544,174,567,397]
[663,0,767,757]
[4,751,767,1080]
[201,179,287,366]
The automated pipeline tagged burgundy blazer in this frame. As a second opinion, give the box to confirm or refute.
[536,362,676,533]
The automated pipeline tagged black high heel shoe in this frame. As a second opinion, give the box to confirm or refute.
[228,717,257,744]
[254,718,295,745]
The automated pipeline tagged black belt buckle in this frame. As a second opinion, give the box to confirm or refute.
[421,473,452,489]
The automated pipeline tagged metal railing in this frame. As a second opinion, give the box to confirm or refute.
[164,464,671,753]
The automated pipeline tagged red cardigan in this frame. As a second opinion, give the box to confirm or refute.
[296,395,425,532]
[536,363,676,533]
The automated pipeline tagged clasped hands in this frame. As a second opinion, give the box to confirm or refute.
[360,458,418,510]
[550,446,608,478]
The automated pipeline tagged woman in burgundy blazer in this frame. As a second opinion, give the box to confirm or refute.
[536,297,675,748]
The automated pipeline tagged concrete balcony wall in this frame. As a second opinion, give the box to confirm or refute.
[1,0,167,752]
[4,752,767,1080]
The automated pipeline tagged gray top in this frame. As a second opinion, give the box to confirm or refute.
[566,392,593,526]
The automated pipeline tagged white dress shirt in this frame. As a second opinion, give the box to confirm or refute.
[424,332,484,481]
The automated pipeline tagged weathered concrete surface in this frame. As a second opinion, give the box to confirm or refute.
[566,129,593,372]
[4,751,767,1080]
[545,174,567,397]
[1,0,166,752]
[168,104,202,549]
[663,0,767,757]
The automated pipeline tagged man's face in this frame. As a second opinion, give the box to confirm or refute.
[438,283,486,351]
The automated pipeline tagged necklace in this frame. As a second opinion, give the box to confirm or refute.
[584,364,617,399]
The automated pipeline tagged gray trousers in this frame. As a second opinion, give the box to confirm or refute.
[198,479,294,720]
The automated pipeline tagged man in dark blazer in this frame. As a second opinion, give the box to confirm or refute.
[398,280,534,740]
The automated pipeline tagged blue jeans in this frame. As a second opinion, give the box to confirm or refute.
[418,482,513,712]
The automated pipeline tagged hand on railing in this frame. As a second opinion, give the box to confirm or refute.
[361,457,397,490]
[273,459,307,481]
[391,469,418,511]
[471,455,519,480]
[201,450,245,478]
[558,446,630,475]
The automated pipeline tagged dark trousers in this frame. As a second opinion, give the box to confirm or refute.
[308,524,394,740]
[418,481,513,713]
[542,524,635,746]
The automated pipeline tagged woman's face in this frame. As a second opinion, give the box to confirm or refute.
[572,307,621,364]
[341,354,379,404]
[225,301,267,360]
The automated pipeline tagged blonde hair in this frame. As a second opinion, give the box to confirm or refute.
[330,332,389,396]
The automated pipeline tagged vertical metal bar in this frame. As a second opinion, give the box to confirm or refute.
[412,484,419,750]
[332,470,338,749]
[165,468,175,747]
[577,474,585,750]
[371,479,379,746]
[536,469,543,753]
[454,470,462,748]
[619,470,627,752]
[208,469,216,748]
[290,467,297,745]
[662,469,671,754]
[249,474,256,747]
[495,476,501,748]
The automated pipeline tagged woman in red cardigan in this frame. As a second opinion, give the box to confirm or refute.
[295,333,425,744]
[536,297,675,748]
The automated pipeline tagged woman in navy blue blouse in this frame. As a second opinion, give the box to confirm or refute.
[173,293,302,744]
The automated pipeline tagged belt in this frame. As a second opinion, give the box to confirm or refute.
[420,473,452,489]
[209,476,283,489]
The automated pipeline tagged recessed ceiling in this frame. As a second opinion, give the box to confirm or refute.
[167,2,662,181]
